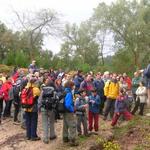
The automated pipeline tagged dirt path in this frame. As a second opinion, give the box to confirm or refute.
[0,115,63,150]
[0,114,111,150]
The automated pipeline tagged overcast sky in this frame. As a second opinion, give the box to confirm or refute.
[0,0,115,54]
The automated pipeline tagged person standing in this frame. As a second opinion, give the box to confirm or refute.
[38,78,57,144]
[132,72,141,103]
[103,74,119,120]
[63,80,78,146]
[24,77,41,141]
[88,89,101,132]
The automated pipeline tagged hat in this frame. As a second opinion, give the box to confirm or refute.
[104,71,109,75]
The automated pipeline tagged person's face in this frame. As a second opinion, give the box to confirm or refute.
[86,75,92,82]
[96,74,101,80]
[45,79,50,85]
[134,73,139,78]
[0,80,3,85]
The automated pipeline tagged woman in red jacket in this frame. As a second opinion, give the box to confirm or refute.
[2,76,13,118]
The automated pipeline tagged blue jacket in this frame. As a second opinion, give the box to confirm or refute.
[93,79,105,98]
[73,75,84,92]
[115,96,128,113]
[88,95,101,113]
[75,97,87,115]
[64,88,74,113]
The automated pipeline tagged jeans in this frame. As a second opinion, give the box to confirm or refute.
[104,98,116,119]
[0,99,3,118]
[14,103,20,122]
[3,100,13,117]
[41,110,56,141]
[88,111,99,131]
[132,98,145,115]
[111,111,132,126]
[63,113,77,140]
[76,114,88,134]
[25,112,38,138]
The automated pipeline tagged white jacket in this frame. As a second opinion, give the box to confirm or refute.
[136,86,147,103]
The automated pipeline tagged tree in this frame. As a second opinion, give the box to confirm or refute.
[13,9,62,60]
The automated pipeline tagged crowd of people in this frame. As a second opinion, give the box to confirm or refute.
[0,60,150,147]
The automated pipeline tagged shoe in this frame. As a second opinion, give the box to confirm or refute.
[103,117,107,121]
[21,125,26,129]
[31,137,41,141]
[84,133,90,137]
[26,137,31,140]
[50,136,57,140]
[69,139,79,147]
[78,133,82,136]
[43,139,49,144]
[13,121,21,125]
[63,137,69,143]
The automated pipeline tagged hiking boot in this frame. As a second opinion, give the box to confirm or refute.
[103,117,107,121]
[21,124,26,129]
[69,139,79,147]
[13,120,21,125]
[31,137,41,141]
[50,135,57,140]
[63,137,69,143]
[84,133,90,137]
[43,139,49,144]
[78,133,82,136]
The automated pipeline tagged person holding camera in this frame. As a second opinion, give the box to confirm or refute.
[38,78,57,144]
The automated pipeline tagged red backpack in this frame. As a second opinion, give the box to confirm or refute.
[21,87,34,108]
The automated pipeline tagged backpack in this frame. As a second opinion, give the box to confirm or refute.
[145,65,150,78]
[56,92,66,113]
[13,79,22,97]
[42,86,56,110]
[21,87,34,108]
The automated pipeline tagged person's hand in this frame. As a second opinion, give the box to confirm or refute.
[83,104,88,108]
[116,112,120,115]
[90,100,95,104]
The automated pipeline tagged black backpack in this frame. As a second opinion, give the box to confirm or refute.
[13,79,23,98]
[42,86,57,110]
[56,92,66,113]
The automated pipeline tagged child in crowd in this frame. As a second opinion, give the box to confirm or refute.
[132,81,147,116]
[88,89,101,132]
[75,89,88,136]
[111,88,132,126]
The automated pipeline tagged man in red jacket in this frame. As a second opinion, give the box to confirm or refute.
[2,76,13,118]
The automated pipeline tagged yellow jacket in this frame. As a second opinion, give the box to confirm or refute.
[104,81,119,99]
[25,83,40,112]
[26,83,40,97]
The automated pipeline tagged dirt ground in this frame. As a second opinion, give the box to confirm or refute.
[0,114,63,150]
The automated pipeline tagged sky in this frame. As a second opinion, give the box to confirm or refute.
[0,0,115,54]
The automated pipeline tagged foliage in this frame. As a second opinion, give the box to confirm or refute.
[96,137,121,150]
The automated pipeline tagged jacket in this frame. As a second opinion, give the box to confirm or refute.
[93,79,105,98]
[104,81,119,99]
[64,88,74,113]
[115,96,128,113]
[136,86,147,103]
[1,81,12,101]
[132,77,141,94]
[75,97,87,115]
[88,94,101,113]
[25,83,40,112]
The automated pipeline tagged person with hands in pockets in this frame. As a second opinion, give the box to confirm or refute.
[75,89,89,136]
[88,89,101,132]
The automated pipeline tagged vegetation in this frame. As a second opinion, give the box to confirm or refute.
[0,0,149,74]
